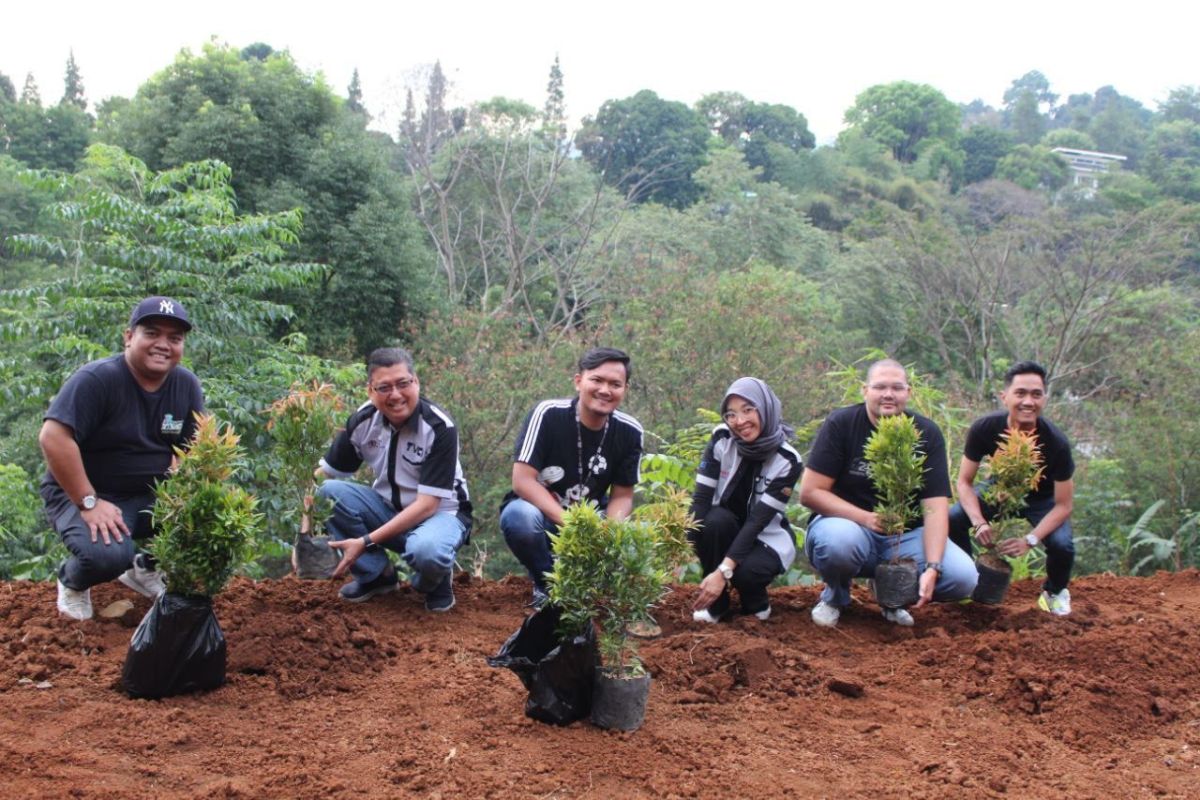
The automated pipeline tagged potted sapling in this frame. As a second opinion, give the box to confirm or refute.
[546,497,692,732]
[972,428,1045,604]
[265,382,344,579]
[863,414,927,611]
[121,414,262,699]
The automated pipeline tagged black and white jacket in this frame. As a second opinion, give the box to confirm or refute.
[690,426,803,568]
[320,398,472,531]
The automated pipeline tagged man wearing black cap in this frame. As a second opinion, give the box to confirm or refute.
[39,296,205,620]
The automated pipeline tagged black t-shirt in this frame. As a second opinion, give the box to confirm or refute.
[42,355,205,497]
[963,410,1074,502]
[501,397,643,512]
[805,404,950,530]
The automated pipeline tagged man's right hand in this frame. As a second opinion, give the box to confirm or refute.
[82,499,129,545]
[975,521,994,546]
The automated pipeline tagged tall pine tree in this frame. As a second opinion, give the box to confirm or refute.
[62,50,86,110]
[542,55,566,145]
[346,68,365,116]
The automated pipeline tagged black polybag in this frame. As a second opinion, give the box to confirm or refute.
[121,592,227,699]
[487,604,596,725]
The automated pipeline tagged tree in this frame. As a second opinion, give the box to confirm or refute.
[541,56,566,146]
[19,74,39,105]
[1003,71,1057,114]
[61,51,86,110]
[994,145,1069,191]
[1159,86,1200,124]
[1142,120,1200,202]
[1041,128,1096,150]
[577,90,710,208]
[0,72,15,104]
[961,125,1015,184]
[696,92,815,182]
[346,68,365,115]
[842,82,960,163]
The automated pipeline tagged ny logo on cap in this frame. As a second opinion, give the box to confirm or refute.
[159,300,175,315]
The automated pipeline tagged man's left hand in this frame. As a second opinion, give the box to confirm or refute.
[996,538,1031,558]
[327,537,365,578]
[915,567,938,608]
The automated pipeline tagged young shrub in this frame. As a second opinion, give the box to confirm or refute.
[265,381,345,534]
[863,414,927,543]
[980,427,1044,544]
[548,498,692,676]
[151,414,262,597]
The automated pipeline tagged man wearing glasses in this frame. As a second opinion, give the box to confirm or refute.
[799,358,977,628]
[317,347,472,611]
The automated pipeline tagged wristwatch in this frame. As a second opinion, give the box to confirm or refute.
[925,561,943,575]
[718,563,735,581]
[361,533,378,551]
[1024,533,1039,548]
[80,494,97,511]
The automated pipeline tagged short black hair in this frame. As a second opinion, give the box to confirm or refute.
[367,347,415,379]
[577,347,631,381]
[1004,360,1047,387]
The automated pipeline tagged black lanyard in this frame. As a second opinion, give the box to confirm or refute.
[575,404,610,493]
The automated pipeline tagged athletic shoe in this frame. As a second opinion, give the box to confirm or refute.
[118,554,166,598]
[692,608,719,624]
[811,601,840,628]
[339,569,399,603]
[752,605,771,621]
[882,607,914,627]
[527,586,550,609]
[1037,588,1071,616]
[423,574,456,613]
[57,579,93,620]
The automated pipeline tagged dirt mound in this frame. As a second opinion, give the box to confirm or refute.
[2,571,1199,798]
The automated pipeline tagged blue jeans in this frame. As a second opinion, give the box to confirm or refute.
[500,499,558,591]
[948,494,1074,594]
[804,515,978,607]
[318,480,465,593]
[41,483,153,591]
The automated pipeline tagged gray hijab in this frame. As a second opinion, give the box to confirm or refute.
[722,377,793,461]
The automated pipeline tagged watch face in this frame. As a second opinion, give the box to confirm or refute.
[82,495,97,510]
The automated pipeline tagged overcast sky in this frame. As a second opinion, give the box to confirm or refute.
[4,1,1196,144]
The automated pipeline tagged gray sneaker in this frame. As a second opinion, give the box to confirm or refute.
[424,574,456,613]
[1038,588,1071,616]
[882,607,914,627]
[57,579,93,620]
[119,554,166,598]
[811,601,841,628]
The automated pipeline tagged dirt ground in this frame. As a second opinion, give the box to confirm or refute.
[1,570,1198,799]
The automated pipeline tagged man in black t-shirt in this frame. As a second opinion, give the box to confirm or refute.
[949,360,1076,615]
[500,347,643,603]
[40,296,205,620]
[799,359,977,628]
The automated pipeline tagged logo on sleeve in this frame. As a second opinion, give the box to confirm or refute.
[161,414,184,436]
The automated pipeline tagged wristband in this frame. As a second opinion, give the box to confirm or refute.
[361,533,376,550]
[925,561,943,575]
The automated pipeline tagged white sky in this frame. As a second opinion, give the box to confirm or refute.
[3,1,1196,144]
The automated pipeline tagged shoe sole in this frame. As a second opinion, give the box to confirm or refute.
[340,582,398,603]
[425,596,455,613]
[117,572,161,599]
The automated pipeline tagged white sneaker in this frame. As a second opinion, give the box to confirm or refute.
[119,555,166,598]
[57,579,93,620]
[752,605,771,621]
[692,608,719,624]
[1038,588,1071,616]
[811,601,840,628]
[882,607,914,627]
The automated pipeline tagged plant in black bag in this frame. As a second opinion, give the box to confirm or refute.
[863,414,927,610]
[121,414,262,699]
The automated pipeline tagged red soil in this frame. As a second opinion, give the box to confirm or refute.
[2,571,1199,798]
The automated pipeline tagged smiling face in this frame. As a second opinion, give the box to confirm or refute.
[123,319,187,390]
[1001,372,1047,431]
[573,360,628,429]
[722,395,762,444]
[862,363,911,424]
[368,363,421,428]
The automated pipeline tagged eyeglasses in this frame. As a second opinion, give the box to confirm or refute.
[723,406,759,423]
[867,383,909,393]
[371,379,415,395]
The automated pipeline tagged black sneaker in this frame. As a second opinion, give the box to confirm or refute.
[339,569,399,603]
[424,574,455,613]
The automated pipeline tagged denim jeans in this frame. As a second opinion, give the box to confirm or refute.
[948,493,1075,594]
[41,483,153,591]
[804,515,978,607]
[499,498,558,591]
[318,480,465,593]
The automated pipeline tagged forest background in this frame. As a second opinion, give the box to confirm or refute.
[1,45,1197,583]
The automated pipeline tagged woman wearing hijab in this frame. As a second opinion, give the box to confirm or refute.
[690,377,804,622]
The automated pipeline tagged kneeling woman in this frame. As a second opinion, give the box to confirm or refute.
[691,377,803,622]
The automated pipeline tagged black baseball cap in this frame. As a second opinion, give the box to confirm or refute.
[129,296,193,331]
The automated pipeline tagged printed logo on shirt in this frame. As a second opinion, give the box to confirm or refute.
[587,452,607,475]
[849,458,869,478]
[161,414,184,436]
[405,441,426,459]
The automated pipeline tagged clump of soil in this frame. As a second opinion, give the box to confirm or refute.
[1,571,1199,797]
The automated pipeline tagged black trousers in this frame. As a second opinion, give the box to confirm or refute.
[690,506,784,616]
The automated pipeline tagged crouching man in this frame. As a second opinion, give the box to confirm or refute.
[317,348,472,612]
